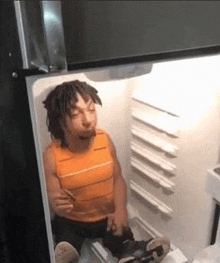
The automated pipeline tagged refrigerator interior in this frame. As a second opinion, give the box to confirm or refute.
[26,53,220,262]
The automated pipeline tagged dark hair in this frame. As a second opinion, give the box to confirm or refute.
[43,80,102,147]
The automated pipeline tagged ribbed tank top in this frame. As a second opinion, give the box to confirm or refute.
[51,129,115,222]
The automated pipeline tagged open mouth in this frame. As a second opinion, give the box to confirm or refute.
[79,130,96,140]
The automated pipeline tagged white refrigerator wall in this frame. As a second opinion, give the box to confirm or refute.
[26,54,220,262]
[128,54,220,261]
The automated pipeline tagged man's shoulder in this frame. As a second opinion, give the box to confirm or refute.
[44,140,60,155]
[43,142,53,157]
[96,128,110,137]
[95,128,114,150]
[96,128,110,141]
[96,128,105,134]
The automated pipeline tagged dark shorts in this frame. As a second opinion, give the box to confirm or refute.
[52,215,134,257]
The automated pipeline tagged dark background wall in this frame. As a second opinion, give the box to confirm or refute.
[1,2,49,262]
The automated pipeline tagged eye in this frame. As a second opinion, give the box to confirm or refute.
[71,114,78,118]
[88,105,95,112]
[70,110,80,118]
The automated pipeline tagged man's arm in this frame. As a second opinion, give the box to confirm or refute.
[43,146,73,217]
[106,134,128,236]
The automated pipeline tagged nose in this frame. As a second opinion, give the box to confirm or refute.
[82,112,92,128]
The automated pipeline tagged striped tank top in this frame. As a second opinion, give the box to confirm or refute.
[51,129,115,222]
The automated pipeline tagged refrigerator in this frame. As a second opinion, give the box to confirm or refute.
[26,53,220,262]
[2,1,220,262]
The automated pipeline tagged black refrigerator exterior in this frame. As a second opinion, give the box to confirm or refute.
[1,2,49,262]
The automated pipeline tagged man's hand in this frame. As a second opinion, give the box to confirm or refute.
[107,210,128,236]
[49,189,73,217]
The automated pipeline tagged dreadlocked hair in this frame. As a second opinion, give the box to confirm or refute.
[42,80,102,147]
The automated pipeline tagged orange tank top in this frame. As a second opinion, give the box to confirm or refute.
[51,129,115,222]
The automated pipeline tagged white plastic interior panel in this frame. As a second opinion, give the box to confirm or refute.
[129,54,220,261]
[132,108,180,137]
[131,157,175,192]
[132,127,178,156]
[130,180,173,217]
[131,142,176,174]
[132,94,179,117]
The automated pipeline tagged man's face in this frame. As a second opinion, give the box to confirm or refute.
[63,93,97,140]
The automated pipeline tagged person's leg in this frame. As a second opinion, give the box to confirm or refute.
[52,216,89,263]
[52,216,108,263]
[82,217,108,238]
[52,216,85,253]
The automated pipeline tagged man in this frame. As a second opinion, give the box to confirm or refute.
[43,80,170,263]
